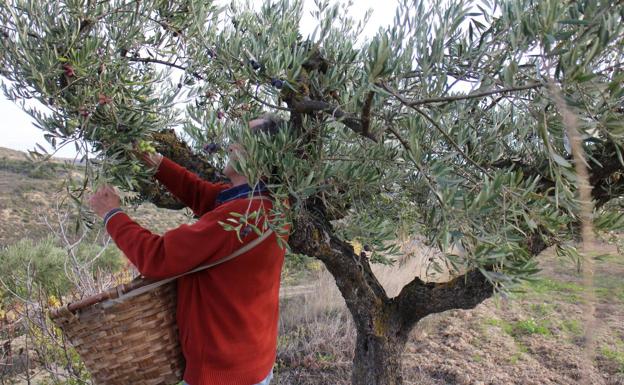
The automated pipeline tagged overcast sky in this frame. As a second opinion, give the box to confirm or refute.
[0,0,398,159]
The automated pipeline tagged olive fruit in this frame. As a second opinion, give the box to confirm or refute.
[137,140,156,154]
[203,142,219,154]
[63,64,75,77]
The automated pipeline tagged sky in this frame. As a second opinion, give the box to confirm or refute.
[0,0,399,159]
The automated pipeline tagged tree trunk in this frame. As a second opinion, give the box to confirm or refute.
[351,327,407,385]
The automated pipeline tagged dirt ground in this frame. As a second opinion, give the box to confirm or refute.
[274,244,624,385]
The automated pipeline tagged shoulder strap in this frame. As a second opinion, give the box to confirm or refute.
[101,197,274,308]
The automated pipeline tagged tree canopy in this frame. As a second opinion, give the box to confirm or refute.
[2,0,622,279]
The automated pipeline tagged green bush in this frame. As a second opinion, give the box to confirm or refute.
[74,241,125,275]
[0,157,61,179]
[512,319,551,336]
[1,237,68,303]
[0,236,124,305]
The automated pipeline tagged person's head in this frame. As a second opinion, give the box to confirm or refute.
[223,113,284,184]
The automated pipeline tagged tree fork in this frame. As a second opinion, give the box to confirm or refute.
[289,208,408,385]
[288,208,388,315]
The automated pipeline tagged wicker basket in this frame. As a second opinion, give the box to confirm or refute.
[48,224,273,385]
[49,278,185,385]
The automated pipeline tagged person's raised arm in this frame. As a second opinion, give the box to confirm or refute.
[104,211,241,279]
[139,151,229,216]
[89,185,274,279]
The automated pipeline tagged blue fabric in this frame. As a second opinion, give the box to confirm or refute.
[215,182,269,206]
[256,370,273,385]
[103,207,123,226]
[182,369,273,385]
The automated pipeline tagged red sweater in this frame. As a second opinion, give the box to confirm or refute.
[106,157,286,385]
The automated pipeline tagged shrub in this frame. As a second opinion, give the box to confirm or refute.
[0,157,61,179]
[0,237,69,304]
[0,236,124,384]
[0,236,124,306]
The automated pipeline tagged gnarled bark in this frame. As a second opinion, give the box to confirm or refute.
[138,129,224,210]
[288,207,496,385]
[352,328,406,385]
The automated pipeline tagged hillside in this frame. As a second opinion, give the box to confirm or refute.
[0,146,192,246]
[0,147,72,245]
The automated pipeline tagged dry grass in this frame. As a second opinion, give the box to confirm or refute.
[278,239,446,340]
[278,269,355,371]
[275,241,448,383]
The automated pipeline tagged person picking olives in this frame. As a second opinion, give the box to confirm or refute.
[89,114,286,385]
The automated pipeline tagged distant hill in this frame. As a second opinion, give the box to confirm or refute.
[0,146,86,164]
[0,147,28,161]
[0,146,193,246]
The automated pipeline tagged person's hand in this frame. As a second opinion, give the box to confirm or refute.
[142,151,163,168]
[133,144,163,169]
[89,185,121,218]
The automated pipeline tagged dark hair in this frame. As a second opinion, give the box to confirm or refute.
[250,113,285,136]
[248,113,285,185]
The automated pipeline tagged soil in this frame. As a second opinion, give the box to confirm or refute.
[274,244,624,385]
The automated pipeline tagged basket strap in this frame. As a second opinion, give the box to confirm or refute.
[101,197,275,308]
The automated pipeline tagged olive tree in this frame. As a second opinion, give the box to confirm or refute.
[1,0,623,384]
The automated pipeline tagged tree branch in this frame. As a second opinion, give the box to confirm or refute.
[292,99,378,142]
[383,83,492,176]
[243,88,293,112]
[394,226,553,335]
[288,207,388,329]
[126,57,205,80]
[405,82,543,106]
[135,129,224,209]
[360,91,375,138]
[386,125,411,152]
[386,125,445,207]
[394,269,493,334]
[489,141,624,209]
